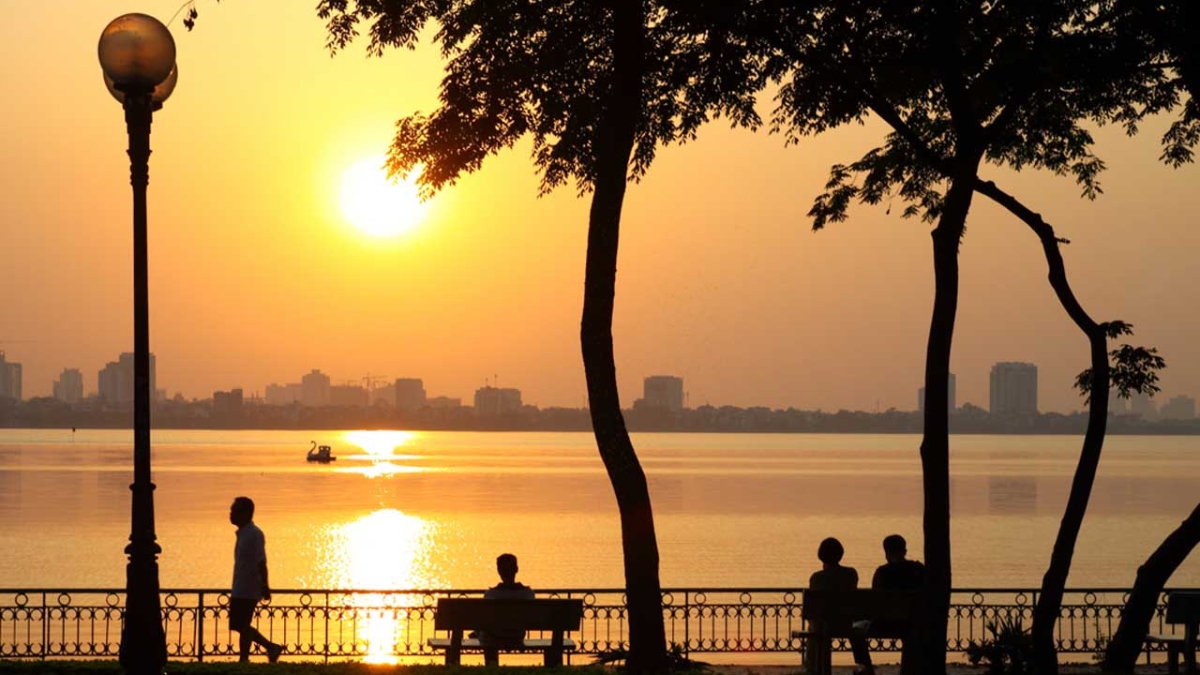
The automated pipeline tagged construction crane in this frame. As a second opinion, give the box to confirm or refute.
[361,374,391,404]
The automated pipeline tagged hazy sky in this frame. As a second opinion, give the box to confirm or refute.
[2,2,1198,413]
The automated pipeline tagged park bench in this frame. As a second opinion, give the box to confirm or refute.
[428,597,583,666]
[791,589,925,675]
[1147,591,1200,674]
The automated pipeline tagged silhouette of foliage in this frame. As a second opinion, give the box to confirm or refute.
[1075,344,1167,405]
[314,0,763,197]
[965,615,1034,675]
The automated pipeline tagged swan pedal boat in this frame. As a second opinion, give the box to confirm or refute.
[306,442,337,463]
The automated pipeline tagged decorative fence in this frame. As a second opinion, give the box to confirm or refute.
[0,588,1192,662]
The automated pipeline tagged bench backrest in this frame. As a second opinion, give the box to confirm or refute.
[802,589,925,624]
[1166,592,1200,626]
[434,598,584,633]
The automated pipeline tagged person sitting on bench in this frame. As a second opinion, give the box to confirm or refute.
[809,537,874,675]
[474,553,536,652]
[872,534,926,592]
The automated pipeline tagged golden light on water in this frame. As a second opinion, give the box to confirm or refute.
[343,430,417,457]
[319,508,442,664]
[340,430,423,478]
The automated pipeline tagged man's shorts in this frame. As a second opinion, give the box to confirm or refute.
[228,597,258,629]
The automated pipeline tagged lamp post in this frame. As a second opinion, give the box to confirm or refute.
[98,13,177,675]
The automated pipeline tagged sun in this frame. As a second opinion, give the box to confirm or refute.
[339,156,427,237]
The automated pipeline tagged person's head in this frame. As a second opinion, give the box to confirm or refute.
[883,534,908,563]
[496,553,519,583]
[817,537,844,566]
[230,496,255,527]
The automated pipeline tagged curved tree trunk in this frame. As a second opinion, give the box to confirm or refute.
[920,155,982,675]
[1104,502,1200,672]
[972,180,1111,675]
[581,2,668,673]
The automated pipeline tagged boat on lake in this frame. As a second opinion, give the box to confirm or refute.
[306,441,337,463]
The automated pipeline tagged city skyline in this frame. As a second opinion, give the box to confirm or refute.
[3,3,1199,416]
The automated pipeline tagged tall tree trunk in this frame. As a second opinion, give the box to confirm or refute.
[1104,502,1200,672]
[581,2,667,673]
[920,154,982,675]
[972,180,1111,675]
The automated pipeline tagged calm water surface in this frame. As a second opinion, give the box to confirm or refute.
[1,429,1197,590]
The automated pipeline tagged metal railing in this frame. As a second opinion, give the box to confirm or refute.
[0,587,1192,661]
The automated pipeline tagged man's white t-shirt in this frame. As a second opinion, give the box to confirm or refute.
[232,521,267,600]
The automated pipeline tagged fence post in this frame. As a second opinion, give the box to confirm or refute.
[41,592,48,660]
[684,591,690,659]
[324,591,330,664]
[196,592,204,663]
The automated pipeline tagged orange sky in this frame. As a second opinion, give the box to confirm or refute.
[2,2,1198,413]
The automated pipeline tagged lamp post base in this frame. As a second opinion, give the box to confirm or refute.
[118,558,166,675]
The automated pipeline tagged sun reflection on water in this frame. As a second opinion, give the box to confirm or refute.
[315,508,444,663]
[340,431,423,478]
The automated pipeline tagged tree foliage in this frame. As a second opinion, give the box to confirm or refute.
[314,0,765,196]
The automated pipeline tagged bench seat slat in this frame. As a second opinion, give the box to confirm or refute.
[429,638,577,651]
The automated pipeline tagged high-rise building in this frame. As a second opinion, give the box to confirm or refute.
[53,368,84,403]
[330,385,369,407]
[264,383,302,405]
[1130,393,1158,420]
[395,378,427,412]
[0,352,22,401]
[989,362,1038,415]
[1160,395,1196,421]
[96,353,157,406]
[474,386,522,416]
[917,373,956,413]
[643,375,685,412]
[212,388,244,417]
[300,369,331,407]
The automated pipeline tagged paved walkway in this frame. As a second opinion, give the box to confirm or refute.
[706,664,1176,674]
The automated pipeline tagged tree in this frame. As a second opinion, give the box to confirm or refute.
[762,2,1186,671]
[308,2,761,670]
[1104,502,1200,672]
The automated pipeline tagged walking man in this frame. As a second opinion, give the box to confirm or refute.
[228,496,283,663]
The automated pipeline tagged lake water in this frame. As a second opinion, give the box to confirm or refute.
[2,429,1198,592]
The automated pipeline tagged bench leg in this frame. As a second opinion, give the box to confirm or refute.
[803,636,831,675]
[543,648,563,667]
[484,647,499,667]
[1170,643,1180,675]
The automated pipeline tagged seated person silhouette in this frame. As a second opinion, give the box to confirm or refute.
[808,537,873,675]
[869,533,926,643]
[871,534,926,591]
[476,553,535,665]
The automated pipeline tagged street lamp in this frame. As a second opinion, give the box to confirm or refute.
[98,13,177,675]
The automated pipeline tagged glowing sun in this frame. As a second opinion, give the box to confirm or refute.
[339,156,427,237]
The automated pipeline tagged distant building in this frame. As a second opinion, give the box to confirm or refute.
[427,396,462,409]
[0,352,23,401]
[989,362,1038,415]
[96,352,156,406]
[264,382,301,405]
[300,369,330,407]
[474,386,522,416]
[1109,388,1129,414]
[1160,395,1196,421]
[642,375,685,412]
[395,378,427,412]
[53,368,84,403]
[1130,393,1158,420]
[330,384,369,407]
[917,373,956,414]
[212,388,244,417]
